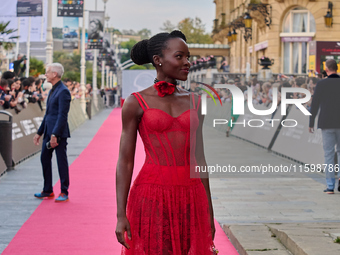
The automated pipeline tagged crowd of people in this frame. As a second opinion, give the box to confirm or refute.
[1,66,323,116]
[0,71,98,114]
[189,74,323,112]
[0,71,47,113]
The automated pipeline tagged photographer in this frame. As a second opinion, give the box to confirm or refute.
[13,55,27,77]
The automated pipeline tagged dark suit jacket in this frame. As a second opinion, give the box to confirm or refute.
[309,74,340,129]
[37,81,71,138]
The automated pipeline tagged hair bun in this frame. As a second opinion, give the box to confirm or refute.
[169,30,186,42]
[130,39,150,65]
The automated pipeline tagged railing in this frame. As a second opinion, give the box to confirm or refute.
[0,95,105,175]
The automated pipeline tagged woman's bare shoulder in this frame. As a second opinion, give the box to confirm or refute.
[122,94,143,118]
[136,86,154,96]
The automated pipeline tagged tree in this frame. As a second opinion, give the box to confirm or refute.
[53,51,102,88]
[160,20,176,33]
[53,51,80,73]
[121,29,136,35]
[52,27,63,39]
[107,27,121,34]
[86,62,102,88]
[137,28,151,40]
[29,57,45,77]
[120,39,137,64]
[177,17,213,44]
[0,21,19,50]
[130,64,147,70]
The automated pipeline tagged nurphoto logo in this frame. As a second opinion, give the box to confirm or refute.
[196,82,312,128]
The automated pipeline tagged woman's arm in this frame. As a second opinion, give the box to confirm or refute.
[115,94,142,249]
[194,95,216,240]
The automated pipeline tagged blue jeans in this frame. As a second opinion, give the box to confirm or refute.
[321,129,340,190]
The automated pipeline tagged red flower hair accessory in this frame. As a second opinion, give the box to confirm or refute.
[153,81,176,97]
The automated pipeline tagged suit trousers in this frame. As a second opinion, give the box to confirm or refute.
[40,137,70,195]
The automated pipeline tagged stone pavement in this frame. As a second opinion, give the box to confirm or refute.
[204,125,340,255]
[0,108,112,254]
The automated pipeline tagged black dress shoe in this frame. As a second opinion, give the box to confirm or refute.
[324,189,334,194]
[34,191,55,199]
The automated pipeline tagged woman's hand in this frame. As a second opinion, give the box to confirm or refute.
[115,216,132,249]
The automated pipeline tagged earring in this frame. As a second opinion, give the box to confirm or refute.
[159,63,162,66]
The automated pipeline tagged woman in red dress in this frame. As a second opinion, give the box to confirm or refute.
[115,31,216,255]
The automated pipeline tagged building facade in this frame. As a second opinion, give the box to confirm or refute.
[213,0,340,75]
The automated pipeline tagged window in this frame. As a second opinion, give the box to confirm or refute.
[281,8,316,74]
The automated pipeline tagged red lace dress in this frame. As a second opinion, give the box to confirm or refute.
[122,92,213,255]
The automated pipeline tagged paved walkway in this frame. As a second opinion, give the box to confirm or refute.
[204,125,340,254]
[0,108,112,254]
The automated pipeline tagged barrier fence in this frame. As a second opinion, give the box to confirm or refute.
[204,99,324,165]
[0,96,105,176]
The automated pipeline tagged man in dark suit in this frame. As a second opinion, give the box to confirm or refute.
[309,59,340,194]
[33,63,71,202]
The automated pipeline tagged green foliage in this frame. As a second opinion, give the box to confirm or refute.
[107,27,121,34]
[178,17,213,44]
[29,57,45,77]
[144,64,155,70]
[0,21,19,50]
[129,65,147,70]
[115,17,212,66]
[52,27,63,39]
[126,63,155,70]
[137,28,152,40]
[53,51,102,88]
[63,71,80,82]
[120,39,137,49]
[86,63,102,88]
[159,18,212,44]
[53,51,80,73]
[120,39,137,64]
[160,20,176,33]
[121,29,136,35]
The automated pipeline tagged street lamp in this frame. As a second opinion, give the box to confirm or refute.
[243,13,252,29]
[324,1,333,27]
[227,31,232,44]
[231,29,237,42]
[243,13,252,42]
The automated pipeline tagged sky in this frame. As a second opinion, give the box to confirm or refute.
[53,0,215,36]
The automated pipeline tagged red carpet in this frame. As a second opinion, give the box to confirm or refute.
[2,108,238,255]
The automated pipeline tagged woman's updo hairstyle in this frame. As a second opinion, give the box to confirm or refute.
[130,30,186,66]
